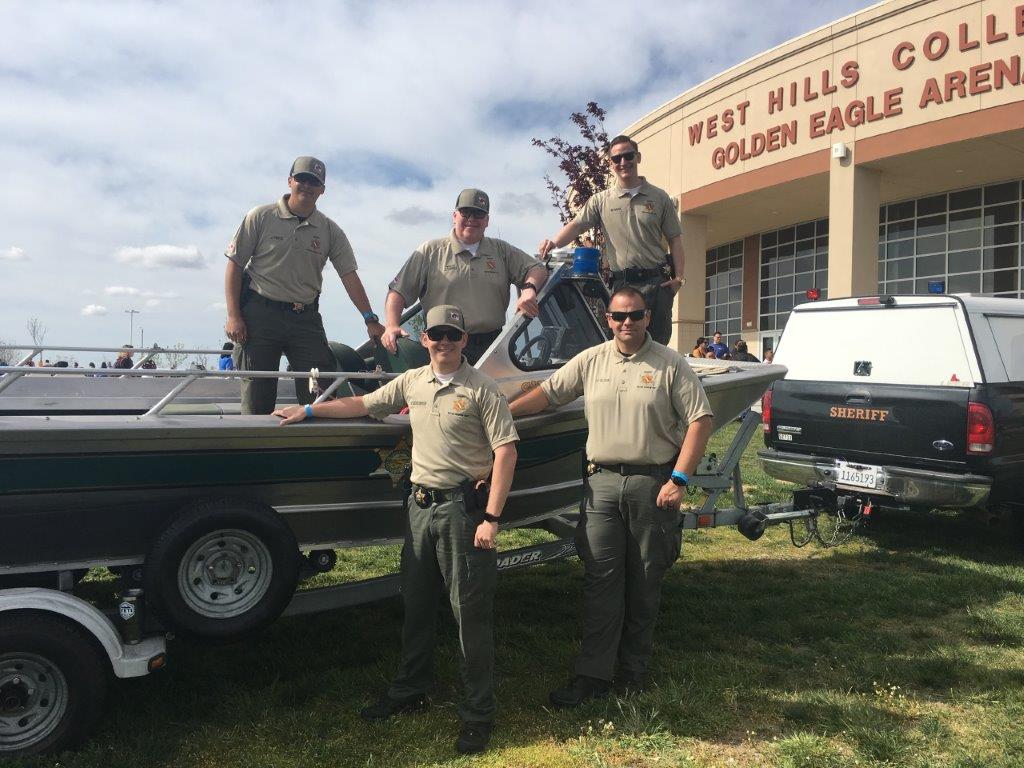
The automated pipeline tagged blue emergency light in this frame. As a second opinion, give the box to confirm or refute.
[927,280,946,294]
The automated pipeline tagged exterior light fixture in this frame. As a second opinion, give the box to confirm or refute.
[927,280,946,294]
[806,288,821,301]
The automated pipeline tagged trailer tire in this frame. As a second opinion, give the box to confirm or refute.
[0,612,108,758]
[144,499,300,643]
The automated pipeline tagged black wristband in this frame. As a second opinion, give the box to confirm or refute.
[482,513,501,524]
[522,282,539,294]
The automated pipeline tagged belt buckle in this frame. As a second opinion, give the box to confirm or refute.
[291,302,305,313]
[414,488,432,508]
[586,461,599,477]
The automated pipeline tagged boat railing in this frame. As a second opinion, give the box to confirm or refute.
[0,344,235,369]
[0,364,399,417]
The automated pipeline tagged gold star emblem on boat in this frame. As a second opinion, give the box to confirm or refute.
[374,438,413,486]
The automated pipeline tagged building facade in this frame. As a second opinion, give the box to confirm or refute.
[625,0,1024,357]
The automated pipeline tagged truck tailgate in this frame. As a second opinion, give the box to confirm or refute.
[769,380,971,471]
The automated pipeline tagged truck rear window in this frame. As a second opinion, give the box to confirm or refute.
[984,316,1024,381]
[776,306,976,386]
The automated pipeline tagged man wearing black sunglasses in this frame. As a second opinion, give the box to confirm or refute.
[510,287,712,706]
[273,303,518,755]
[537,135,685,346]
[383,188,548,364]
[224,155,384,414]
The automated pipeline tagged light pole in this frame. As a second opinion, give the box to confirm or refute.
[140,328,145,348]
[125,308,140,346]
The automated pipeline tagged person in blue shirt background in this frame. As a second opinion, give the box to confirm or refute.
[219,342,235,371]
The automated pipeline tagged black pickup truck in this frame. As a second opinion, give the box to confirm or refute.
[759,294,1024,544]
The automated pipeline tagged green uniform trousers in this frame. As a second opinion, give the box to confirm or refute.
[233,297,337,415]
[573,468,682,681]
[388,491,497,723]
[610,276,674,346]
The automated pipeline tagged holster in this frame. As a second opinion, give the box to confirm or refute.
[460,479,489,522]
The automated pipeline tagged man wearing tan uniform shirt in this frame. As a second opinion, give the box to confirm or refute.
[510,287,713,705]
[274,304,517,755]
[382,188,549,364]
[224,156,384,414]
[538,135,685,345]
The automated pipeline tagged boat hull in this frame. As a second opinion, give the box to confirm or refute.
[0,363,783,574]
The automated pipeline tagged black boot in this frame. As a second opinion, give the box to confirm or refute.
[613,671,648,695]
[359,692,427,721]
[456,720,494,754]
[548,675,611,707]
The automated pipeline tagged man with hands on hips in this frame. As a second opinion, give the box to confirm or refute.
[509,286,712,705]
[274,304,517,756]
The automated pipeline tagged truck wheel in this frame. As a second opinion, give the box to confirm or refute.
[144,499,300,643]
[0,613,107,758]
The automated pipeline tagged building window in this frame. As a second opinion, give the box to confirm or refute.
[759,218,829,332]
[704,240,742,346]
[878,180,1022,298]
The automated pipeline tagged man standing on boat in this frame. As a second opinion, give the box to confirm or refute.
[273,304,517,755]
[381,188,549,364]
[509,287,712,705]
[537,135,685,345]
[224,156,385,414]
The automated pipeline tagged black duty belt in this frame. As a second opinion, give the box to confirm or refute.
[589,461,674,478]
[250,293,319,313]
[412,484,462,508]
[610,266,665,283]
[468,329,502,345]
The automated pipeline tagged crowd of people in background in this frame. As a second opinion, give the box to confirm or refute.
[689,330,770,363]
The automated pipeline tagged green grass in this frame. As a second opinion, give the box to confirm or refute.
[16,423,1024,767]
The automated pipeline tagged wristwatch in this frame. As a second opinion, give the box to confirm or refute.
[362,311,379,324]
[482,513,501,524]
[670,470,689,487]
[522,282,539,294]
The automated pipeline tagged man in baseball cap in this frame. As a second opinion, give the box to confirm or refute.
[382,187,549,365]
[223,155,385,413]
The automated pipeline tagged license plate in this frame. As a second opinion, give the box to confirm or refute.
[834,461,882,490]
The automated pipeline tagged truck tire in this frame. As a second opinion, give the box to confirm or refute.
[0,612,108,758]
[144,499,300,643]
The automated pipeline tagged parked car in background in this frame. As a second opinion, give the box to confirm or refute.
[759,294,1024,546]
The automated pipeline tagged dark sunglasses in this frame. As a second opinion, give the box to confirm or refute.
[609,151,637,165]
[457,207,487,220]
[607,309,647,322]
[426,327,465,342]
[293,174,323,187]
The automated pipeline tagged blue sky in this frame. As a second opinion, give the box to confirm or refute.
[0,0,870,362]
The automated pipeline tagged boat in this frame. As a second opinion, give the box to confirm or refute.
[0,257,785,642]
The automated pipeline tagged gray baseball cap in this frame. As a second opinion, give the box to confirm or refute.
[455,188,489,213]
[290,156,326,185]
[424,304,467,333]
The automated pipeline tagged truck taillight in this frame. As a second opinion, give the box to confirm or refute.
[967,402,994,454]
[761,389,773,434]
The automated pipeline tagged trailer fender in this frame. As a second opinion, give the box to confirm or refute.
[0,588,165,678]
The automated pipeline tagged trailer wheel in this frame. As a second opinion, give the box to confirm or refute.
[144,499,300,643]
[0,613,107,758]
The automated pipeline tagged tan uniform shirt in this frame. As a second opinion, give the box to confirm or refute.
[541,336,713,464]
[389,233,541,333]
[226,195,357,304]
[572,179,682,272]
[362,360,519,488]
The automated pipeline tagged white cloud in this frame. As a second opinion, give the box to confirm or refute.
[81,304,108,316]
[1,246,27,261]
[145,298,162,307]
[0,0,869,349]
[104,285,141,296]
[115,245,204,269]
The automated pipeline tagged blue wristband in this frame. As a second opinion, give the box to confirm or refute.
[304,404,314,419]
[671,470,689,485]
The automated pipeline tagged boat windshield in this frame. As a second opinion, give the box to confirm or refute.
[509,281,609,371]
